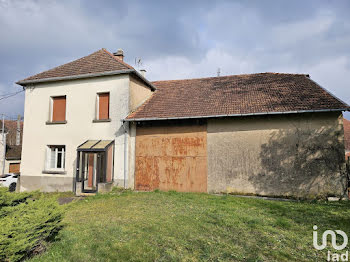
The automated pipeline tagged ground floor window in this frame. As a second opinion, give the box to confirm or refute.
[46,145,65,171]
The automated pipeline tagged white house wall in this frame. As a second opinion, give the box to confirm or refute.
[20,74,130,192]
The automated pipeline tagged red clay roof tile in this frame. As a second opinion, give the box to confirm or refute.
[126,73,349,120]
[18,49,134,83]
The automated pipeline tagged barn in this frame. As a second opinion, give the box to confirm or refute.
[126,73,350,198]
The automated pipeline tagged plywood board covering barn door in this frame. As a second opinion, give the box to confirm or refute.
[135,124,207,192]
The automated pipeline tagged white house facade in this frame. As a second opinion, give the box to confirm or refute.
[18,49,153,193]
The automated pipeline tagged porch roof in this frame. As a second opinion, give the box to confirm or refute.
[77,140,114,152]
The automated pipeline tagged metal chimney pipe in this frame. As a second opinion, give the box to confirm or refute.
[140,69,146,77]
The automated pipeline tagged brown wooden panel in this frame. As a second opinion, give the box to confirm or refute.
[99,93,109,120]
[9,163,20,173]
[52,96,66,122]
[135,124,207,192]
[88,154,94,187]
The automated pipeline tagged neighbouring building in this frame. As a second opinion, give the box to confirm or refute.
[4,118,23,173]
[0,124,6,175]
[344,118,350,161]
[0,118,23,174]
[16,48,350,198]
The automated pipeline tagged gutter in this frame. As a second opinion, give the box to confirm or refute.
[16,69,156,91]
[131,70,156,91]
[5,157,21,161]
[124,108,350,122]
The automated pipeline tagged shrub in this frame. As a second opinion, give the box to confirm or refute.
[0,195,63,261]
[0,187,32,209]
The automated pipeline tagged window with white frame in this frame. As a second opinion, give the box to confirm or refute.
[46,145,65,171]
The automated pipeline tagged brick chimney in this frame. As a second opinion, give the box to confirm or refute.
[113,49,124,61]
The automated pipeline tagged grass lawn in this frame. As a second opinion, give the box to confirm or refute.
[30,190,350,262]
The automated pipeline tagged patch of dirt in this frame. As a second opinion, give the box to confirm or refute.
[58,197,84,205]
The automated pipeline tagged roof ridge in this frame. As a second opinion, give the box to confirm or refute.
[102,48,135,70]
[17,48,138,84]
[151,72,309,83]
[21,49,104,82]
[306,75,350,108]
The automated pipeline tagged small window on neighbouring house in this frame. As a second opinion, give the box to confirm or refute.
[97,93,110,120]
[46,145,65,170]
[51,96,66,122]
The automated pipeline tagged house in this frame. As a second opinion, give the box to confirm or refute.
[344,118,350,161]
[16,49,350,198]
[0,118,23,174]
[4,118,23,173]
[0,124,6,175]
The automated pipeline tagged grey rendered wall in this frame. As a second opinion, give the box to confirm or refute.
[207,112,347,198]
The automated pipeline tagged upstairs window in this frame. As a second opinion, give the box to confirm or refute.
[51,96,66,122]
[46,145,65,171]
[97,93,110,120]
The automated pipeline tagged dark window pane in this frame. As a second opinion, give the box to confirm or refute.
[57,152,62,168]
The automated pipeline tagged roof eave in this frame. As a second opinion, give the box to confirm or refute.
[16,69,156,90]
[130,70,156,91]
[5,157,21,160]
[125,108,350,122]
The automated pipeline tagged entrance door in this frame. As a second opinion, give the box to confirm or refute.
[76,140,115,194]
[82,152,103,193]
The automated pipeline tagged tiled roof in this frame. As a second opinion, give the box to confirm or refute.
[126,73,350,120]
[344,118,350,151]
[4,120,23,146]
[17,49,134,83]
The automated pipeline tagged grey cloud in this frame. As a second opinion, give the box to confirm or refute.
[0,0,349,118]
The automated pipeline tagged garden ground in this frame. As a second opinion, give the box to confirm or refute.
[30,190,350,262]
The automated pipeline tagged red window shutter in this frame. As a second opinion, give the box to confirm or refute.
[99,93,109,120]
[52,96,66,122]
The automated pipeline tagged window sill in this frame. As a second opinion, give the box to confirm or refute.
[46,121,67,125]
[42,170,67,174]
[92,119,111,123]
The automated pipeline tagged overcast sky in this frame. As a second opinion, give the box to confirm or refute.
[0,0,349,119]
